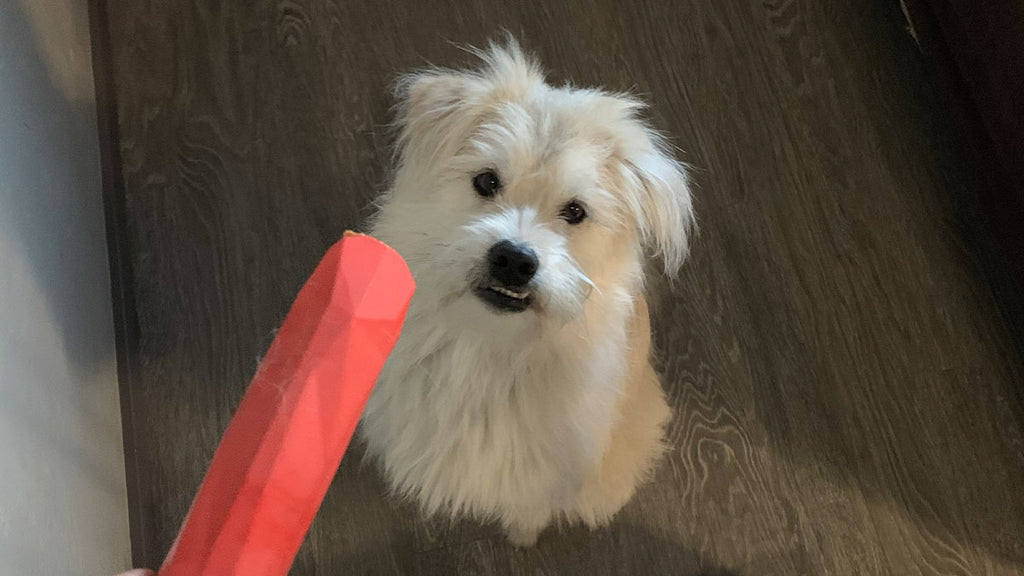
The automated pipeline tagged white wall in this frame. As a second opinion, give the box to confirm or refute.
[0,1,131,574]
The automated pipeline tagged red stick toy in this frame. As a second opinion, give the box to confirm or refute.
[158,232,414,576]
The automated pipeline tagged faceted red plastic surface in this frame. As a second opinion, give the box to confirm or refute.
[159,233,414,576]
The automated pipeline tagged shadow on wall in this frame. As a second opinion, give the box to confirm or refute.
[0,0,111,379]
[0,0,128,573]
[0,0,119,468]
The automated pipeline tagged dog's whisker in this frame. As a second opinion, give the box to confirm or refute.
[578,272,599,294]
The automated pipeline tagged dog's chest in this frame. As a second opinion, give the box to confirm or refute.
[364,334,628,506]
[384,347,592,454]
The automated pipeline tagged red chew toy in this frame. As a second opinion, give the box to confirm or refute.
[158,232,414,576]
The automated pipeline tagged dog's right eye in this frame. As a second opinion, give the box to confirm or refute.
[472,171,501,198]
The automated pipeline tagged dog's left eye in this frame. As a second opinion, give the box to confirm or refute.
[473,171,501,198]
[559,201,587,225]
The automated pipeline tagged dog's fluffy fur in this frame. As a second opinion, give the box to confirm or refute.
[362,39,694,546]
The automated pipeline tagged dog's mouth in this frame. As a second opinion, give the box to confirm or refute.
[473,283,533,313]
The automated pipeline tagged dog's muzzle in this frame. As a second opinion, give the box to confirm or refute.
[473,240,538,313]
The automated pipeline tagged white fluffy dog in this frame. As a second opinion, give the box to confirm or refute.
[361,39,694,547]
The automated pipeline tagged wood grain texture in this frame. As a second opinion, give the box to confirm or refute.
[96,0,1024,574]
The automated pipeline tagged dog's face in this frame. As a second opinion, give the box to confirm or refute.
[372,41,693,330]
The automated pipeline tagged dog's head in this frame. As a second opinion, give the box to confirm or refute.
[373,40,693,328]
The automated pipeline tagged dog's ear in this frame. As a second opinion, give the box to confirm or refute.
[621,135,696,276]
[394,39,541,168]
[393,71,482,170]
[469,36,544,102]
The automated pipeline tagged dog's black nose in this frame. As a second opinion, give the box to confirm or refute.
[487,240,539,286]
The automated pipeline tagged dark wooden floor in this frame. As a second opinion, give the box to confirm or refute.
[95,0,1024,574]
